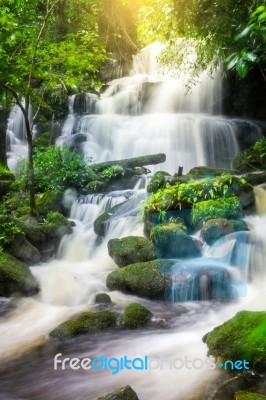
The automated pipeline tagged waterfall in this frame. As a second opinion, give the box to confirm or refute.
[1,43,266,400]
[56,43,261,174]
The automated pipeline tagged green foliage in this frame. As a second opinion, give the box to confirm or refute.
[192,197,242,226]
[99,165,125,181]
[18,145,89,191]
[43,211,67,226]
[206,311,266,370]
[150,220,187,242]
[235,392,266,400]
[146,175,249,212]
[227,5,266,79]
[233,137,266,171]
[0,215,22,247]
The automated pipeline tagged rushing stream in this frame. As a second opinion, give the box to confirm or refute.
[1,44,266,400]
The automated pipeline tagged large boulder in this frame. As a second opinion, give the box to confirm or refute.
[108,236,156,267]
[205,311,266,372]
[15,215,46,248]
[7,234,41,265]
[122,303,152,329]
[151,223,199,258]
[49,311,117,339]
[96,386,139,400]
[0,252,39,297]
[106,260,173,299]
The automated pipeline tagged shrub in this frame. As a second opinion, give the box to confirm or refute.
[18,145,90,192]
[0,216,22,248]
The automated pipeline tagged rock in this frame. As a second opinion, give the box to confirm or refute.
[95,293,112,304]
[147,171,170,193]
[15,216,46,247]
[106,260,173,299]
[94,202,126,237]
[122,303,152,328]
[7,234,41,265]
[0,252,39,297]
[188,166,240,177]
[0,168,15,182]
[206,311,266,372]
[151,223,199,258]
[42,212,72,259]
[86,180,106,193]
[230,220,248,232]
[36,191,65,216]
[108,236,157,267]
[201,218,235,245]
[49,311,117,339]
[235,393,266,400]
[245,172,266,187]
[96,385,139,400]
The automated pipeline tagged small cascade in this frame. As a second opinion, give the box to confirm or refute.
[6,106,28,171]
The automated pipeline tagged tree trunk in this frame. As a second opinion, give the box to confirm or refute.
[91,153,166,172]
[0,109,8,167]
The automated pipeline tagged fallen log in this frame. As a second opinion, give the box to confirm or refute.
[90,153,166,173]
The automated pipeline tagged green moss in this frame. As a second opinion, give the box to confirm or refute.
[235,392,266,400]
[146,175,250,213]
[42,211,72,238]
[108,236,156,267]
[147,171,169,193]
[0,165,15,181]
[122,303,152,328]
[206,311,266,370]
[189,166,239,177]
[106,260,173,299]
[0,252,39,297]
[49,311,117,338]
[192,196,242,226]
[201,218,235,244]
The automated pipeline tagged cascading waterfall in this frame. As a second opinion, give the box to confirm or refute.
[1,43,266,400]
[56,42,261,174]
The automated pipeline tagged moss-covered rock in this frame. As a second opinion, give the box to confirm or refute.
[122,303,152,329]
[15,215,46,247]
[0,166,15,181]
[106,260,173,299]
[201,218,235,245]
[147,171,170,193]
[95,293,112,304]
[0,252,39,297]
[7,234,41,265]
[94,202,126,237]
[108,236,156,267]
[43,211,72,240]
[235,392,266,400]
[151,222,199,258]
[86,180,106,193]
[188,166,240,178]
[96,385,139,400]
[206,311,266,371]
[36,191,65,216]
[49,310,117,339]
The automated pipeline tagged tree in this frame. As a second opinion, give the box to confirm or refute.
[0,0,107,215]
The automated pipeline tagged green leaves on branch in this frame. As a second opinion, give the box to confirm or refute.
[227,5,266,79]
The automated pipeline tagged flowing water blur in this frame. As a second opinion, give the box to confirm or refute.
[1,44,266,399]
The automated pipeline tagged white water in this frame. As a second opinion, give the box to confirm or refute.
[1,43,266,400]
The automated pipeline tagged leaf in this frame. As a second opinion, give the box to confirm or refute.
[241,51,257,62]
[235,26,251,40]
